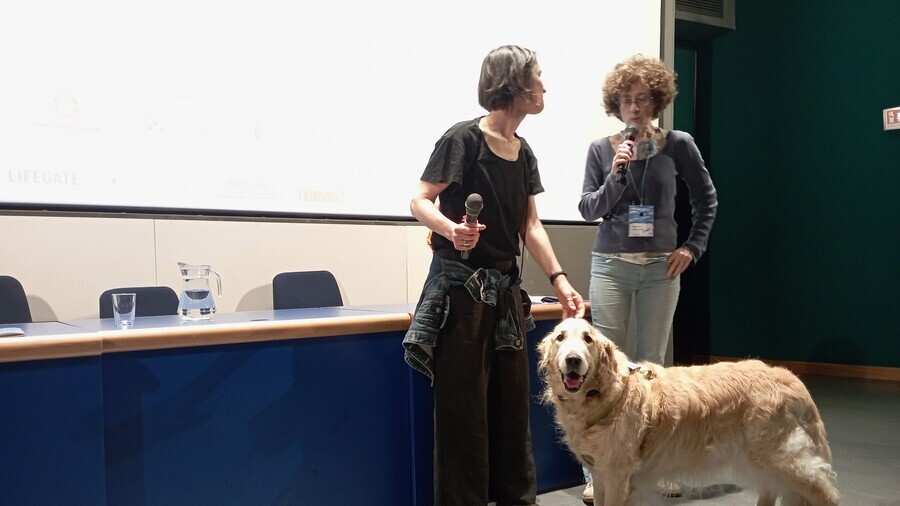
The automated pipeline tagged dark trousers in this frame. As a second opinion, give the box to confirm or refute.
[433,286,537,506]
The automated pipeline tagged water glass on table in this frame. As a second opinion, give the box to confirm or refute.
[112,293,136,327]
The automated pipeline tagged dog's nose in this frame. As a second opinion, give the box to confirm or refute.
[565,355,581,368]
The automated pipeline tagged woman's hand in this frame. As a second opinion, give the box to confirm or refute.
[552,275,585,319]
[450,220,486,252]
[610,140,635,176]
[666,247,694,277]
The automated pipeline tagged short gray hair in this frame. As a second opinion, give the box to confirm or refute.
[478,45,537,111]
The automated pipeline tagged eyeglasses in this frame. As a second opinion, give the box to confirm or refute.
[618,96,653,107]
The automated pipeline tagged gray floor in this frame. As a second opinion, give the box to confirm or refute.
[536,375,900,506]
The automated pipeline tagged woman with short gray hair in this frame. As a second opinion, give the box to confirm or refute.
[404,44,585,505]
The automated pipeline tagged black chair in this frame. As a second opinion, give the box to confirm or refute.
[99,286,179,319]
[0,275,33,324]
[272,271,343,310]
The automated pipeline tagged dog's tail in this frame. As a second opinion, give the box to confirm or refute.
[790,381,833,467]
[792,384,840,505]
[802,402,832,464]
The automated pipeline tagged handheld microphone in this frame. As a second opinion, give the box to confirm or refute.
[460,193,483,260]
[616,124,638,185]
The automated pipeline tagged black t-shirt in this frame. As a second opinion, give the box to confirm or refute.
[420,118,544,267]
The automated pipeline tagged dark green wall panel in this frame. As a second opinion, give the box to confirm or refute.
[674,47,696,134]
[705,0,900,367]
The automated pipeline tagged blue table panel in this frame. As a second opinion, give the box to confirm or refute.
[102,331,413,506]
[0,356,106,505]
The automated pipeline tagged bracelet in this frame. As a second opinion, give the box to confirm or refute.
[549,270,567,285]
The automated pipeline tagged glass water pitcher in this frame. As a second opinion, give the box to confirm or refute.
[177,262,222,320]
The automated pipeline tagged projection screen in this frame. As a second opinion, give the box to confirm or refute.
[1,0,662,222]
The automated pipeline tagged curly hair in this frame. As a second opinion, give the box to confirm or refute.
[478,45,537,111]
[601,54,677,121]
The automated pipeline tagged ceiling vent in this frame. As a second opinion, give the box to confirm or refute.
[675,0,735,42]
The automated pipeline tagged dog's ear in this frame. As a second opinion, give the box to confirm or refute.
[592,329,619,369]
[536,331,555,373]
[593,328,617,349]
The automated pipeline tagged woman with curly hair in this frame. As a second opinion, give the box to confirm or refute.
[576,54,718,503]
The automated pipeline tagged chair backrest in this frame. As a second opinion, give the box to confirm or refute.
[99,286,180,319]
[272,271,343,310]
[0,275,33,324]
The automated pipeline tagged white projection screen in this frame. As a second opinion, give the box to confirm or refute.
[1,1,662,222]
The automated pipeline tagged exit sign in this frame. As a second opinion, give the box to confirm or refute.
[885,107,900,131]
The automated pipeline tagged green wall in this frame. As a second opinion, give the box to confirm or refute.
[702,0,900,367]
[671,46,713,363]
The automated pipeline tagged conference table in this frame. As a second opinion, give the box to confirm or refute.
[0,303,582,505]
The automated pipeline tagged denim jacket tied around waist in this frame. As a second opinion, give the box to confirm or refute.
[402,255,535,383]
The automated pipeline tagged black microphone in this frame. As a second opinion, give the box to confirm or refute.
[616,124,638,185]
[460,193,483,260]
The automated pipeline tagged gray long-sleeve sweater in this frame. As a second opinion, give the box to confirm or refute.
[578,129,718,261]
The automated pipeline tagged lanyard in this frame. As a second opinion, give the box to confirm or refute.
[627,155,650,205]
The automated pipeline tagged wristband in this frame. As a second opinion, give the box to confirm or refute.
[549,271,567,285]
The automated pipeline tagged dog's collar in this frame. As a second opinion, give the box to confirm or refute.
[584,371,631,427]
[627,360,656,380]
[584,363,654,427]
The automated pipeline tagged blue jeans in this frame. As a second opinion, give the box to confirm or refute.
[583,254,681,485]
[588,253,681,365]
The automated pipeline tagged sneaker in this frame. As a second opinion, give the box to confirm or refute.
[581,481,594,504]
[656,479,683,498]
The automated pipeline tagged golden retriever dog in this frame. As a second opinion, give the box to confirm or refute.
[537,318,839,506]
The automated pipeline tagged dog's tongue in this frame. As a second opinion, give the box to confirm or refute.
[564,372,584,389]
